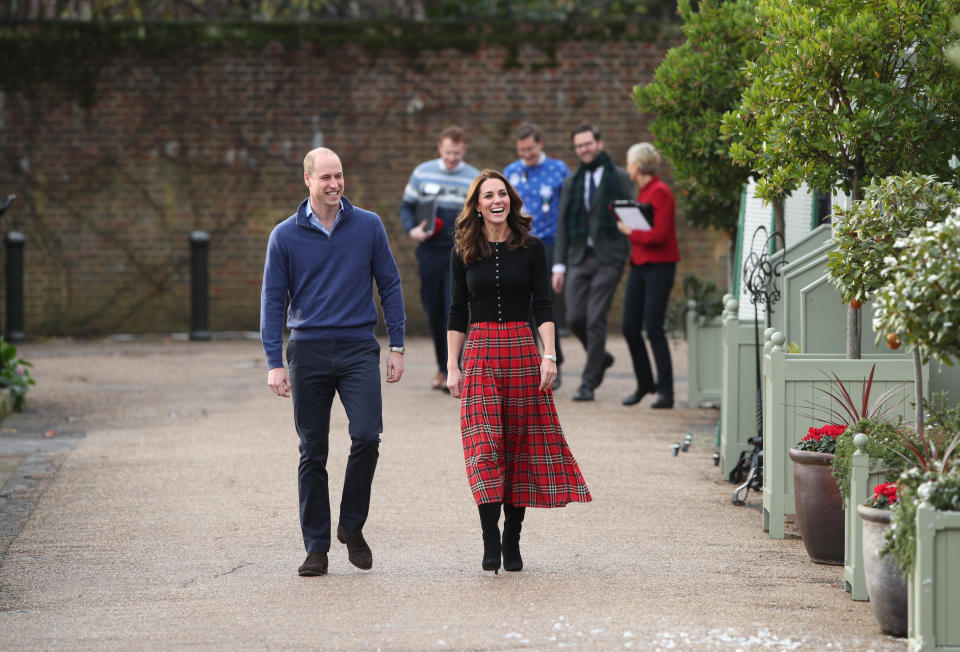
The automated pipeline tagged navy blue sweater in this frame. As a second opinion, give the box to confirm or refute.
[260,196,406,370]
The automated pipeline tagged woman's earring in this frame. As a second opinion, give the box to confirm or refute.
[477,210,482,218]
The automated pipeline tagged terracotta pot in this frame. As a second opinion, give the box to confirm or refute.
[857,504,907,637]
[788,448,844,564]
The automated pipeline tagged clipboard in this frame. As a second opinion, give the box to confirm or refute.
[416,195,439,234]
[610,199,654,231]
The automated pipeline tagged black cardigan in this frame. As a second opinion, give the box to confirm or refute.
[448,236,554,333]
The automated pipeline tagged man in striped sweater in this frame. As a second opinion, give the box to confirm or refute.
[400,125,480,391]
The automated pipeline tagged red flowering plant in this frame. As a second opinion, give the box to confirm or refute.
[795,424,847,454]
[865,481,898,509]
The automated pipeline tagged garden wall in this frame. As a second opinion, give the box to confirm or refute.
[0,21,729,336]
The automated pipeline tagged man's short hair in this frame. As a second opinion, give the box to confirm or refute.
[514,122,542,143]
[439,125,466,144]
[571,124,601,141]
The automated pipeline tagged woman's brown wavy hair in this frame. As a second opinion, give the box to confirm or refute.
[453,169,533,265]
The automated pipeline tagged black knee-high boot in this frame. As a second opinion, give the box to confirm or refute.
[477,502,502,573]
[502,504,525,572]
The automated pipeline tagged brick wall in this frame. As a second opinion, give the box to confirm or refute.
[0,23,730,337]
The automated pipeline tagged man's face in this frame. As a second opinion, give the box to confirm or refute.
[572,131,602,165]
[304,151,344,209]
[516,136,543,167]
[438,138,466,171]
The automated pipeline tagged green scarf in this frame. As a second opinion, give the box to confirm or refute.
[565,150,622,247]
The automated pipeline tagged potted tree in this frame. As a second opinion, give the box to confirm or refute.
[857,479,908,636]
[872,211,960,649]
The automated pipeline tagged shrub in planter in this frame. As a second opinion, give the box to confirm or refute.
[790,424,847,564]
[858,481,908,637]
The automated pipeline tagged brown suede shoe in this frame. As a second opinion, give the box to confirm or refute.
[336,525,373,570]
[298,551,328,577]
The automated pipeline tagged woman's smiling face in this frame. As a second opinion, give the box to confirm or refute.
[478,178,510,228]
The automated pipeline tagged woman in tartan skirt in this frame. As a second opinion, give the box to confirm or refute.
[446,169,591,574]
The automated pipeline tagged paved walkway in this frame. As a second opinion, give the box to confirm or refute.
[0,335,903,650]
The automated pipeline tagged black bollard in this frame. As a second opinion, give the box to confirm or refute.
[189,231,211,341]
[4,231,25,342]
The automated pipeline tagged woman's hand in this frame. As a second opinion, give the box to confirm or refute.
[539,358,558,392]
[447,367,463,398]
[616,220,632,236]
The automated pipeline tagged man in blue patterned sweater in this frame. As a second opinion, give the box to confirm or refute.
[400,125,479,391]
[504,122,570,388]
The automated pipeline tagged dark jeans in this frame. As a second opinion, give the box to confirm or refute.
[622,261,676,398]
[416,245,451,373]
[526,240,564,365]
[286,338,382,553]
[564,249,624,389]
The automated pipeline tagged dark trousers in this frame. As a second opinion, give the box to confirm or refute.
[286,339,382,553]
[416,245,451,373]
[622,261,676,398]
[564,249,623,389]
[526,240,564,365]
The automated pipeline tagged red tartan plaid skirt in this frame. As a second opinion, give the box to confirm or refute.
[460,321,592,507]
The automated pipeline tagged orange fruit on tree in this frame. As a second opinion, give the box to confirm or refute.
[886,333,901,350]
[850,298,862,310]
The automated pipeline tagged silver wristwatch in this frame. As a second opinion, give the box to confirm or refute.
[389,346,405,355]
[543,354,558,362]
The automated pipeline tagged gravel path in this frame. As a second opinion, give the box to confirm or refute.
[0,335,904,650]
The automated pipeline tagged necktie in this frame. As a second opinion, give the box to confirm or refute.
[586,170,596,210]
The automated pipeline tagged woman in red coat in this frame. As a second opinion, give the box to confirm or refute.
[616,143,680,408]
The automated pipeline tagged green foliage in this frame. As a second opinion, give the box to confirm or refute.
[828,174,960,305]
[0,337,35,412]
[633,0,762,231]
[882,467,960,574]
[785,341,801,354]
[665,273,727,336]
[831,417,909,504]
[872,211,960,365]
[722,0,960,204]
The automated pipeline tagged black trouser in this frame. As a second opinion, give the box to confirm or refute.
[526,240,564,365]
[286,338,382,553]
[622,261,676,398]
[416,245,451,374]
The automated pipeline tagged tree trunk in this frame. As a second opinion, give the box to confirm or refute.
[727,227,737,292]
[846,168,864,359]
[773,201,785,250]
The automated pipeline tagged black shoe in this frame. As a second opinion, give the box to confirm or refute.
[597,352,615,385]
[552,367,562,391]
[651,394,674,409]
[502,504,525,572]
[298,551,328,576]
[572,385,594,401]
[336,525,373,570]
[478,502,502,574]
[622,384,657,406]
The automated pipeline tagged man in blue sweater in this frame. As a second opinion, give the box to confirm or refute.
[400,125,479,391]
[504,122,570,388]
[261,147,406,577]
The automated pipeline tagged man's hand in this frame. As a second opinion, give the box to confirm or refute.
[386,351,405,383]
[268,367,291,397]
[551,272,565,294]
[408,219,432,243]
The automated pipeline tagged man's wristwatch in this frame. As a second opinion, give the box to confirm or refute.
[389,346,405,355]
[543,354,558,362]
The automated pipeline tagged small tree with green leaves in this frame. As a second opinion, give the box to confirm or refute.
[873,210,960,438]
[632,0,762,254]
[827,173,960,309]
[722,0,960,358]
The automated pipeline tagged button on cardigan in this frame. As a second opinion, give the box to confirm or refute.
[448,236,554,333]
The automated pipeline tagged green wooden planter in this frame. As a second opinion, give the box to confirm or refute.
[761,334,923,539]
[844,433,887,601]
[686,300,723,408]
[719,298,761,478]
[909,505,960,651]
